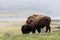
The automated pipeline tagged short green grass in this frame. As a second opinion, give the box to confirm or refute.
[0,32,60,40]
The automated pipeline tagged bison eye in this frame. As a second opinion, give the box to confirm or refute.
[26,21,29,23]
[30,20,33,23]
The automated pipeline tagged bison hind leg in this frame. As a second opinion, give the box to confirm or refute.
[48,26,51,33]
[46,25,51,33]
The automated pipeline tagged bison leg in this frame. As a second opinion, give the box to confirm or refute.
[48,26,51,33]
[46,27,48,33]
[32,28,36,34]
[37,27,41,33]
[46,25,51,33]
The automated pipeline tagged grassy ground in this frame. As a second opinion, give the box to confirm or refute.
[0,20,60,40]
[0,32,60,40]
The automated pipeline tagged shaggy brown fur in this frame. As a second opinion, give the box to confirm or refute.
[21,14,51,34]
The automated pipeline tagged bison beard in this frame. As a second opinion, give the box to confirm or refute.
[21,14,51,34]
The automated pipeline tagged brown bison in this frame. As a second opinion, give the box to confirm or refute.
[21,14,51,34]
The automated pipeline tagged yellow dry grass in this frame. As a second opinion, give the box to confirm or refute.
[0,20,26,36]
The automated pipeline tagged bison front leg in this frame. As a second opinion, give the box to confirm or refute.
[37,27,41,33]
[46,25,51,33]
[32,28,36,34]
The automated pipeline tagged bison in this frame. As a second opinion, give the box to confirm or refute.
[21,14,51,34]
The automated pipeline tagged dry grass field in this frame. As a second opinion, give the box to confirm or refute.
[0,20,25,36]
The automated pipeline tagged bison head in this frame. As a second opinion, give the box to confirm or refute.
[21,24,31,34]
